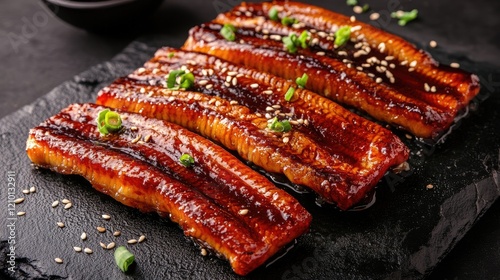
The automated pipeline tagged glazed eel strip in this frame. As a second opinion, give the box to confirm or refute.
[96,49,409,210]
[26,103,311,276]
[182,1,480,139]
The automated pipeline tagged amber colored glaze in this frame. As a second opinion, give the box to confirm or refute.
[96,48,409,210]
[26,103,311,276]
[182,1,480,139]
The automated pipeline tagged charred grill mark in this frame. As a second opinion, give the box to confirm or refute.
[182,1,480,139]
[26,103,311,276]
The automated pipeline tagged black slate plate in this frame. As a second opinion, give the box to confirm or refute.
[1,1,500,279]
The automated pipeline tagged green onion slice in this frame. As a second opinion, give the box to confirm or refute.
[114,246,135,273]
[168,52,175,58]
[362,4,370,12]
[346,0,358,6]
[179,153,195,167]
[167,70,195,90]
[391,9,418,26]
[295,73,308,88]
[269,6,279,21]
[96,109,122,135]
[281,16,298,26]
[268,117,292,133]
[282,31,309,53]
[220,23,237,41]
[284,87,295,102]
[334,26,351,47]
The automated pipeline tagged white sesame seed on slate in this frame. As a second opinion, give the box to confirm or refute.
[52,201,59,208]
[107,242,116,250]
[84,248,93,254]
[17,211,26,216]
[138,235,146,243]
[64,203,73,210]
[102,214,111,220]
[55,258,63,264]
[57,222,65,228]
[22,189,30,194]
[201,248,208,256]
[74,246,82,252]
[29,186,36,193]
[370,12,380,21]
[81,232,87,240]
[113,231,121,237]
[100,242,107,249]
[62,199,70,204]
[429,40,437,48]
[128,239,138,244]
[14,198,25,204]
[450,62,460,68]
[97,226,106,233]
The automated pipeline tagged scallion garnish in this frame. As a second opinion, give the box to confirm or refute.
[391,9,418,26]
[362,4,370,12]
[282,31,309,53]
[295,73,308,88]
[167,70,195,90]
[114,246,134,272]
[284,87,295,102]
[334,26,351,47]
[96,109,122,135]
[179,153,195,167]
[269,6,279,21]
[220,23,237,41]
[168,52,175,58]
[346,0,358,6]
[281,16,298,26]
[268,117,292,133]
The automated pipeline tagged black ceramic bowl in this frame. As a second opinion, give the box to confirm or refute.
[41,0,164,32]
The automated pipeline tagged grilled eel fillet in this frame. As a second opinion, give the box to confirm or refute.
[96,48,409,210]
[26,103,311,276]
[182,1,481,139]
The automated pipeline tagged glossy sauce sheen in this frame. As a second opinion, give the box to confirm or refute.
[182,1,480,139]
[96,48,409,210]
[26,103,311,276]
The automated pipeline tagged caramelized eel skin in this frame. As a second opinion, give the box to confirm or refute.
[182,1,480,139]
[26,103,311,276]
[96,48,408,210]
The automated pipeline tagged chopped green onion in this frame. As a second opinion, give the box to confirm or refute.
[179,153,195,167]
[391,9,418,26]
[282,31,309,53]
[114,246,134,272]
[295,73,308,88]
[334,26,351,47]
[167,70,195,90]
[269,6,279,21]
[281,16,298,26]
[346,0,358,6]
[362,4,370,12]
[268,117,292,133]
[284,87,295,102]
[96,109,122,135]
[220,23,237,41]
[168,52,175,58]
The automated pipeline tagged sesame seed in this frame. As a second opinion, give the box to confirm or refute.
[405,134,413,139]
[113,231,121,237]
[381,60,388,66]
[224,82,231,87]
[368,73,375,78]
[198,80,209,86]
[426,184,434,190]
[297,119,304,124]
[350,15,356,22]
[29,186,36,193]
[100,242,107,249]
[265,106,274,112]
[370,12,380,21]
[55,258,63,264]
[17,211,26,216]
[409,60,417,68]
[201,69,208,76]
[338,51,348,56]
[225,76,232,83]
[389,63,396,69]
[450,62,460,68]
[130,126,138,131]
[97,226,106,233]
[84,248,93,254]
[316,51,325,56]
[62,199,70,204]
[238,209,249,215]
[232,77,238,86]
[431,86,437,92]
[57,222,65,228]
[353,6,363,14]
[14,198,24,204]
[429,40,437,48]
[283,137,290,144]
[64,203,73,210]
[131,134,142,144]
[215,100,222,107]
[362,63,371,68]
[144,135,152,143]
[52,201,59,208]
[376,77,383,83]
[81,232,87,240]
[230,100,238,105]
[272,104,281,109]
[201,248,208,256]
[208,69,214,75]
[385,56,395,61]
[378,42,386,53]
[107,242,116,249]
[205,84,213,89]
[227,71,238,77]
[74,246,82,252]
[102,214,111,220]
[22,189,30,194]
[270,34,282,41]
[390,77,395,84]
[356,66,363,71]
[304,119,310,125]
[128,239,138,244]
[400,60,408,66]
[385,70,394,79]
[350,25,362,32]
[424,83,430,92]
[262,90,273,95]
[138,235,146,243]
[265,113,272,119]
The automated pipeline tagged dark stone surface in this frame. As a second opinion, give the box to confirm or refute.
[1,0,499,279]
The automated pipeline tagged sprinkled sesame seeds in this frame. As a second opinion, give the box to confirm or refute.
[113,231,121,237]
[283,137,290,144]
[52,201,59,208]
[424,83,430,92]
[55,258,63,264]
[102,214,111,220]
[262,90,273,95]
[22,189,30,194]
[81,232,87,240]
[431,86,437,92]
[426,184,434,190]
[370,12,380,21]
[62,199,70,204]
[409,60,417,68]
[338,51,348,56]
[14,198,24,204]
[429,40,437,48]
[128,239,138,244]
[230,100,239,105]
[375,77,383,83]
[201,248,208,256]
[144,135,152,143]
[138,235,146,243]
[316,51,325,56]
[100,242,107,249]
[206,84,213,89]
[408,68,415,72]
[198,80,209,86]
[29,186,36,193]
[57,222,65,228]
[350,15,356,22]
[450,62,460,68]
[74,246,82,252]
[64,203,73,210]
[97,226,106,233]
[131,134,142,144]
[378,42,386,53]
[107,242,116,249]
[84,248,93,254]
[250,83,259,89]
[238,209,249,215]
